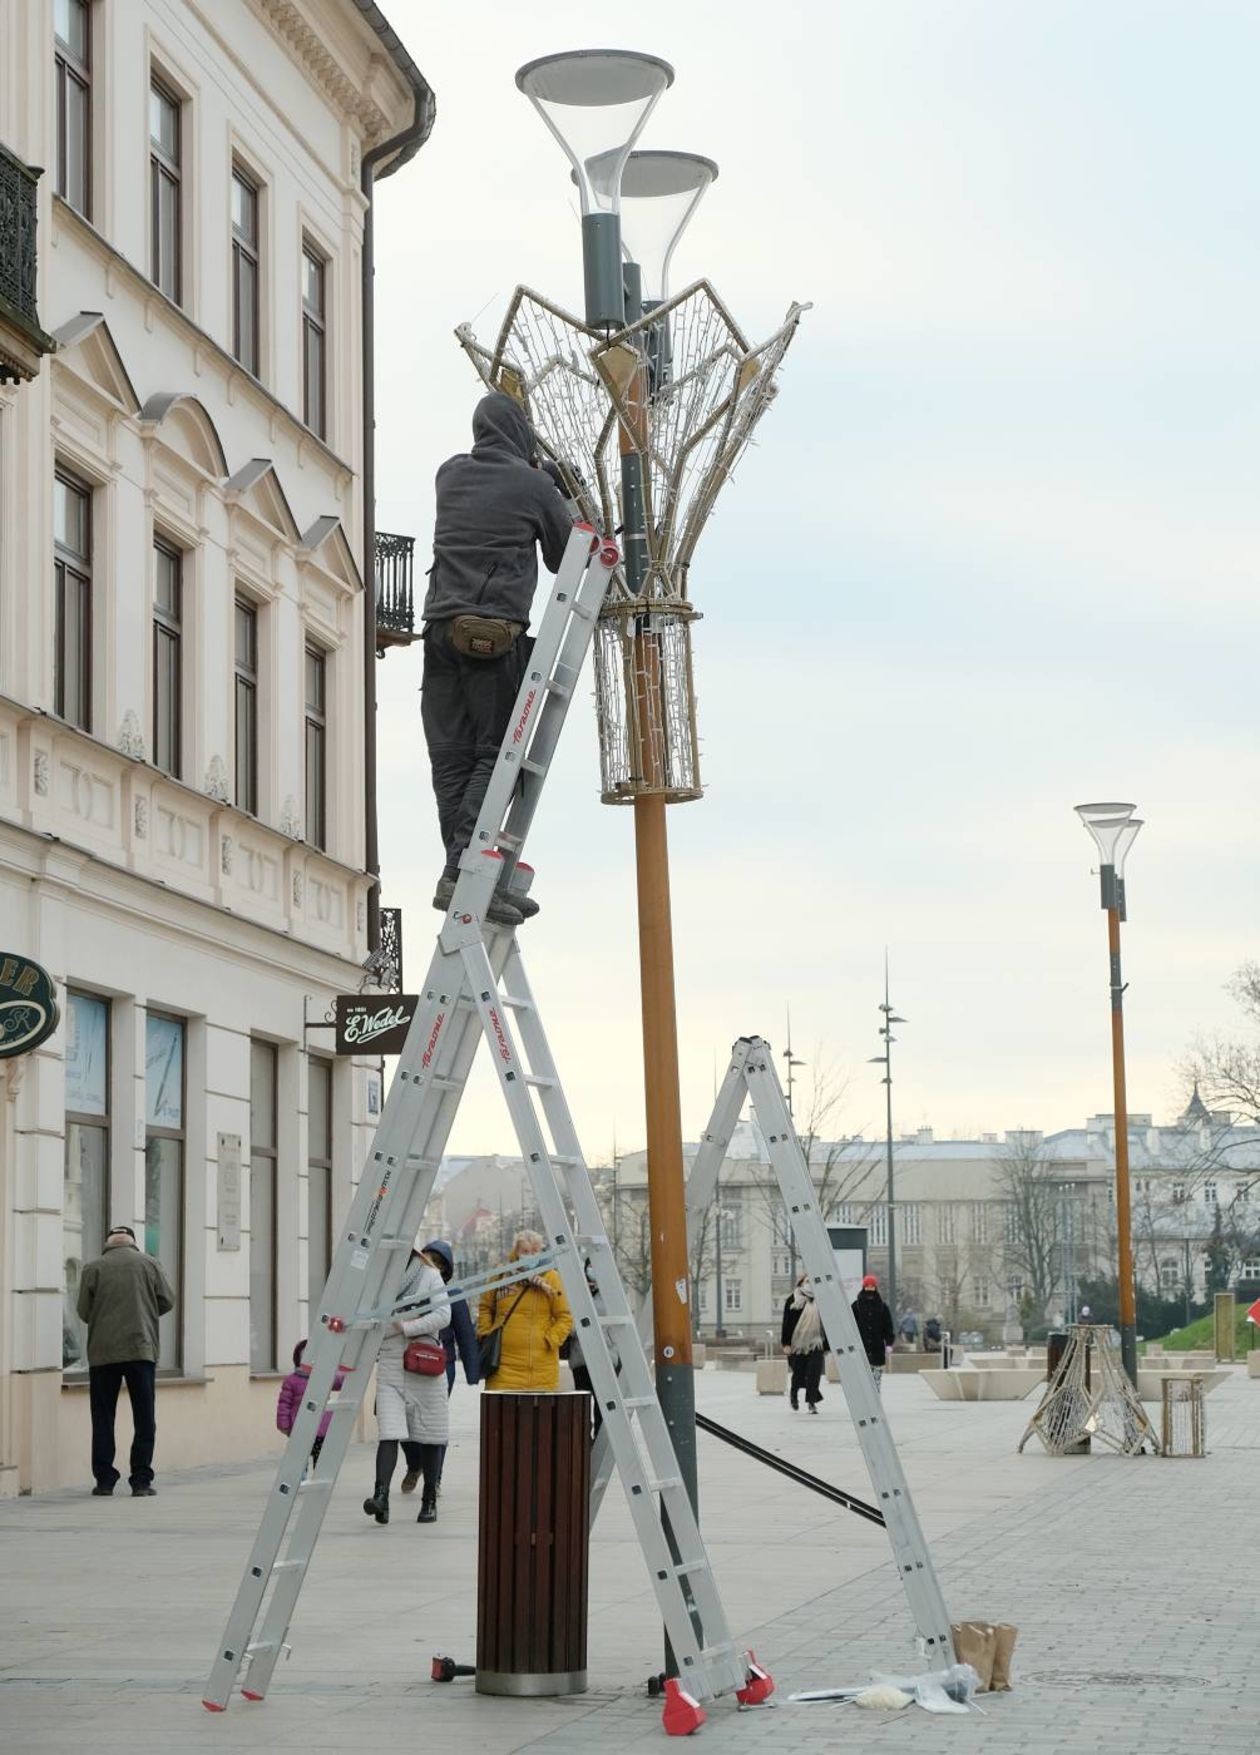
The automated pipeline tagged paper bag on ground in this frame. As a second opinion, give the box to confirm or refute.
[950,1621,997,1690]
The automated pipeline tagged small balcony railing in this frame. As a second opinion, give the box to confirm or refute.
[0,144,54,384]
[375,530,417,651]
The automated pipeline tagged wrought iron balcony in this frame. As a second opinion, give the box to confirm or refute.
[0,144,55,384]
[375,530,418,652]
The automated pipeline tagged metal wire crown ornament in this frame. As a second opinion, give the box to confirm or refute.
[457,281,806,803]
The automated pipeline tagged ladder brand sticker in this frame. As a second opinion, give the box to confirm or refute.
[511,688,537,744]
[487,1007,512,1063]
[0,953,59,1060]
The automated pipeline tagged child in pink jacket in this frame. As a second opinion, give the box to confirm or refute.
[276,1339,346,1465]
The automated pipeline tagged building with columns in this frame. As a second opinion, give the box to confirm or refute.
[0,0,430,1492]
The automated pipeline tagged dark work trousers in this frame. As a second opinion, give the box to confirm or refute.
[789,1350,825,1407]
[421,622,533,876]
[89,1360,157,1488]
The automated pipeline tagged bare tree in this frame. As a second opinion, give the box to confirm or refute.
[743,1053,881,1270]
[995,1131,1061,1321]
[1186,963,1260,1124]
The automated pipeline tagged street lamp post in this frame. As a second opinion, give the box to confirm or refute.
[515,62,723,1671]
[1075,801,1143,1387]
[869,957,906,1325]
[782,1012,805,1275]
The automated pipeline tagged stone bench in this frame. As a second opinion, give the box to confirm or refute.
[887,1352,942,1374]
[922,1368,1045,1402]
[1248,1351,1260,1380]
[1137,1369,1230,1402]
[756,1358,787,1395]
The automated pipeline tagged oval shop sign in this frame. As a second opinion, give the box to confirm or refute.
[0,954,60,1059]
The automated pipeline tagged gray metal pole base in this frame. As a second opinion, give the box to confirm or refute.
[1119,1322,1138,1388]
[656,1358,700,1679]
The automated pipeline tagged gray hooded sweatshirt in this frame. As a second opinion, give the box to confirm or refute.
[423,391,575,629]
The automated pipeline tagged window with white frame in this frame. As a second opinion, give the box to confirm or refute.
[153,539,183,777]
[1159,1258,1179,1292]
[234,595,259,813]
[903,1203,922,1245]
[971,1203,989,1244]
[937,1203,956,1245]
[1172,1182,1186,1204]
[718,1200,742,1250]
[301,241,327,438]
[1239,1257,1260,1279]
[231,163,261,376]
[304,643,327,850]
[145,1011,184,1372]
[54,0,92,217]
[1203,1182,1217,1205]
[868,1206,887,1247]
[149,74,183,303]
[973,1277,990,1308]
[724,1278,742,1313]
[54,469,92,731]
[63,989,109,1375]
[307,1057,332,1317]
[1003,1203,1019,1243]
[250,1040,278,1372]
[697,1281,709,1313]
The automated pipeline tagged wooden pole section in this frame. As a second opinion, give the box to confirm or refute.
[1107,905,1138,1385]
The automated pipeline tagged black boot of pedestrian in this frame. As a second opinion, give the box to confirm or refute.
[363,1482,390,1524]
[417,1444,441,1523]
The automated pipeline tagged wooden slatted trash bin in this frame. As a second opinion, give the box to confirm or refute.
[477,1392,591,1696]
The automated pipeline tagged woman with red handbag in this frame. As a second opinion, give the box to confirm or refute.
[363,1246,450,1528]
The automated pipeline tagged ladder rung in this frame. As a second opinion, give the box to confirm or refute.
[650,1476,684,1492]
[622,1396,655,1409]
[599,1313,637,1327]
[523,1074,557,1090]
[545,678,572,699]
[521,759,547,776]
[245,1640,280,1657]
[500,994,532,1011]
[294,1478,333,1495]
[379,1235,417,1249]
[552,1154,582,1167]
[271,1560,305,1575]
[428,1076,462,1091]
[673,1559,708,1577]
[404,1155,440,1169]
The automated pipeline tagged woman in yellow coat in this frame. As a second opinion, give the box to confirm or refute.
[478,1229,573,1392]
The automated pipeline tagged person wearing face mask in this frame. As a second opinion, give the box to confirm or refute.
[476,1229,572,1393]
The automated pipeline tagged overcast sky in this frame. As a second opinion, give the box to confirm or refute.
[370,1,1260,1159]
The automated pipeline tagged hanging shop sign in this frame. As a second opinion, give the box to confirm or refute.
[0,954,60,1059]
[334,994,420,1056]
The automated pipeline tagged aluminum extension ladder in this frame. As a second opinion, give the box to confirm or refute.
[591,1035,954,1663]
[203,523,749,1712]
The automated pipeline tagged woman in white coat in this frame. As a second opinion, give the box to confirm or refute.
[363,1247,450,1526]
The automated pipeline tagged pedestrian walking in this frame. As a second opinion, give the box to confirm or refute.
[781,1273,827,1413]
[852,1273,895,1394]
[422,390,574,926]
[75,1225,174,1497]
[477,1230,572,1392]
[276,1340,346,1468]
[363,1246,450,1528]
[398,1238,477,1503]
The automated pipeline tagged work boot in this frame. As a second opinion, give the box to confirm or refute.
[485,893,525,928]
[400,1467,422,1495]
[432,874,457,912]
[363,1482,390,1525]
[91,1483,114,1496]
[417,1489,438,1524]
[510,891,540,919]
[131,1484,157,1496]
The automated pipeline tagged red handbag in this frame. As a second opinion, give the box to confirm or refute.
[403,1337,447,1377]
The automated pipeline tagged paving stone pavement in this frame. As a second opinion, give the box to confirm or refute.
[2,1365,1257,1753]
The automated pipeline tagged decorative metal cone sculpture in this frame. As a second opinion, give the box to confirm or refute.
[1018,1324,1160,1457]
[457,281,807,803]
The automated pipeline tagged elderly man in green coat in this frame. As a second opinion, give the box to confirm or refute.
[76,1226,175,1496]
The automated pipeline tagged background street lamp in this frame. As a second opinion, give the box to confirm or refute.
[1075,800,1143,1386]
[869,957,906,1324]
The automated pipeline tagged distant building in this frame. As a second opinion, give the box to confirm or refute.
[609,1102,1260,1340]
[0,0,431,1493]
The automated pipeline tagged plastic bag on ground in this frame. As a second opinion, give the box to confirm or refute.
[870,1661,981,1714]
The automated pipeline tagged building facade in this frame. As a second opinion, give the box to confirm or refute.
[0,0,430,1492]
[607,1105,1260,1344]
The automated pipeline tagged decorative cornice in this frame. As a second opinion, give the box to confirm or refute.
[254,0,395,140]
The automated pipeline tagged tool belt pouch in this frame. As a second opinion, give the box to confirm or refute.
[449,615,521,661]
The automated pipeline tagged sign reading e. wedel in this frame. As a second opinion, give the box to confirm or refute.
[0,954,60,1059]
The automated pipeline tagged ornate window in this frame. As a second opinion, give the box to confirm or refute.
[234,596,258,813]
[152,540,183,777]
[145,1011,185,1371]
[301,241,327,438]
[304,643,327,850]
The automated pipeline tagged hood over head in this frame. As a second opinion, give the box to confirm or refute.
[471,390,536,464]
[422,1238,454,1280]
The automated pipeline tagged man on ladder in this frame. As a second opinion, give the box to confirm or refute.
[422,389,575,926]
